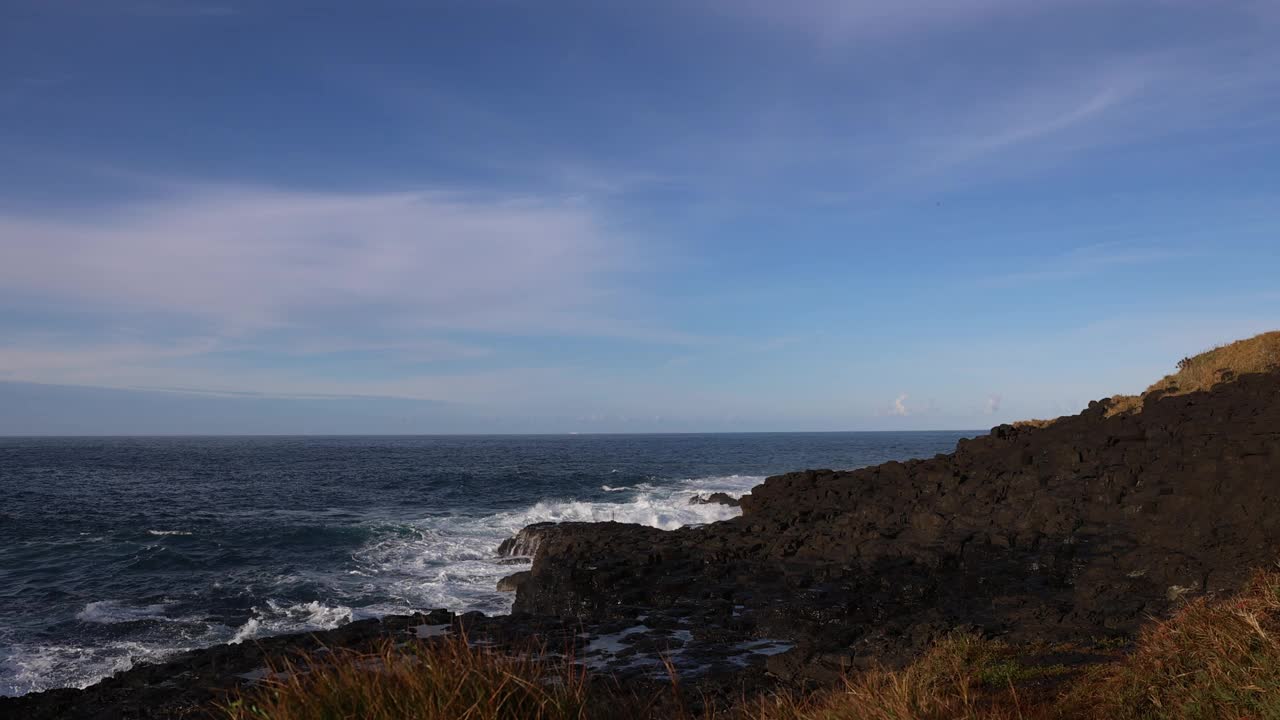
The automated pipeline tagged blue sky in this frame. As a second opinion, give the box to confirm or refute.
[1,0,1278,434]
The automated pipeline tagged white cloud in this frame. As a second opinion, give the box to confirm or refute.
[986,394,1002,414]
[711,0,1084,45]
[891,393,910,416]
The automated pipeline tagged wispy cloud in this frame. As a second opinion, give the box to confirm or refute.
[899,65,1151,180]
[0,339,219,379]
[1,185,628,335]
[0,182,702,395]
[986,394,1002,415]
[983,242,1198,287]
[549,4,1280,207]
[709,0,1087,46]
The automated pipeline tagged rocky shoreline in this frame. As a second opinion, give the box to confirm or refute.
[507,370,1280,682]
[5,369,1278,719]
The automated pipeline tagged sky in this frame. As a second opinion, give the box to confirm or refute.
[1,0,1279,434]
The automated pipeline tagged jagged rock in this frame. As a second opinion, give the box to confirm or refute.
[689,492,741,507]
[496,522,558,558]
[497,571,531,592]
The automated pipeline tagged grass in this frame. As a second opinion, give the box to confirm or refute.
[1106,330,1280,417]
[740,569,1280,720]
[1010,419,1058,430]
[220,571,1280,718]
[738,634,1032,720]
[1055,568,1280,720]
[1005,331,1280,427]
[221,634,602,720]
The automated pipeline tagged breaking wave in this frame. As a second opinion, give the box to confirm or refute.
[351,474,761,616]
[0,473,762,697]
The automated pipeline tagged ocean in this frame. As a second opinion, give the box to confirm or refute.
[0,432,972,697]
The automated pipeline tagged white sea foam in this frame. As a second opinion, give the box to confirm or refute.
[351,474,762,616]
[500,474,757,531]
[5,474,763,696]
[230,600,354,644]
[0,640,185,697]
[228,617,262,645]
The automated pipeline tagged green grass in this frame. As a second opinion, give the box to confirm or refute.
[976,660,1072,688]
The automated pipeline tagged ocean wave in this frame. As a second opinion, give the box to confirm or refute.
[0,640,185,697]
[600,481,655,492]
[510,474,758,530]
[350,474,762,616]
[229,600,354,644]
[6,473,763,695]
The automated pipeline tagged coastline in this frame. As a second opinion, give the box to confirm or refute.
[5,361,1280,717]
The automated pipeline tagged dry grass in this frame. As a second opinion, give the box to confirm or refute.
[1007,331,1280,427]
[738,635,1030,720]
[221,569,1280,719]
[739,568,1280,720]
[1104,331,1280,417]
[1055,569,1280,720]
[1011,419,1058,430]
[221,635,606,720]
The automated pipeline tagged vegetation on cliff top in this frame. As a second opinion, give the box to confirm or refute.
[224,568,1280,719]
[1106,330,1280,417]
[1014,331,1280,428]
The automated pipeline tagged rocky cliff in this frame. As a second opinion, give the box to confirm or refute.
[510,370,1280,679]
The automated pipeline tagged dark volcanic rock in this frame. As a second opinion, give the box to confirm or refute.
[497,521,558,558]
[689,492,742,507]
[497,570,532,592]
[515,372,1280,672]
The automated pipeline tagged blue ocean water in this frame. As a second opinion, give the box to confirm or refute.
[0,432,972,696]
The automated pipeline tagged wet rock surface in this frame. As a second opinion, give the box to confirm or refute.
[496,521,558,559]
[689,492,741,507]
[6,371,1278,718]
